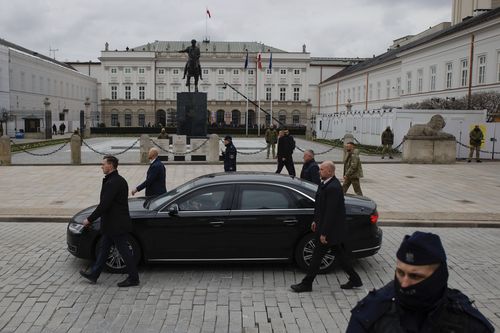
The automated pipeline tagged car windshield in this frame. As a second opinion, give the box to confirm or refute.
[147,180,198,210]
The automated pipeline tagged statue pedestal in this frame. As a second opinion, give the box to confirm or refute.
[177,92,207,137]
[402,137,456,164]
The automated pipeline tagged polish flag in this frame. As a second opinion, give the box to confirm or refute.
[257,52,262,70]
[206,8,211,18]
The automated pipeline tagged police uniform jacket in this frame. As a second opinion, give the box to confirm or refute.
[347,282,494,333]
[87,170,132,235]
[223,142,237,171]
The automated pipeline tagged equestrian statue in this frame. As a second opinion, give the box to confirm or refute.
[179,39,203,92]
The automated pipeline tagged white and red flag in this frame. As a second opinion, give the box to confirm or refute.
[257,52,263,70]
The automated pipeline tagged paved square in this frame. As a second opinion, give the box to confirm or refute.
[0,223,498,332]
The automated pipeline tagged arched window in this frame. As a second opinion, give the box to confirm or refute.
[292,110,300,126]
[216,110,225,125]
[278,110,287,126]
[247,110,255,128]
[156,109,166,127]
[231,110,241,127]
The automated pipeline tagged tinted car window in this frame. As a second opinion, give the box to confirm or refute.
[148,181,198,210]
[177,186,229,211]
[239,185,292,209]
[290,191,315,209]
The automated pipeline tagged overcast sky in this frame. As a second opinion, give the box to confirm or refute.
[0,0,451,62]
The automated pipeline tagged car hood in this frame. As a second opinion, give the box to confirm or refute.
[71,197,153,223]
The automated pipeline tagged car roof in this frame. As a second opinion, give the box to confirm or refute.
[190,171,309,187]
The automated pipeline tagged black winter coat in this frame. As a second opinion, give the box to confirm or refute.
[223,142,237,172]
[277,134,295,157]
[87,170,132,235]
[347,282,495,332]
[300,159,320,185]
[314,176,346,245]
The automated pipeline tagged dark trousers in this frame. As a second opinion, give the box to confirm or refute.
[90,233,139,282]
[302,239,361,286]
[276,156,296,176]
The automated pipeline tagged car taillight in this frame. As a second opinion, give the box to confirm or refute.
[370,211,379,224]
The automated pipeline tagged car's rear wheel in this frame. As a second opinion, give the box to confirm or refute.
[94,236,141,273]
[295,233,336,273]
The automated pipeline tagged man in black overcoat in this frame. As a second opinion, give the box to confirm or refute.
[132,148,166,197]
[276,129,296,176]
[80,155,140,287]
[291,160,362,292]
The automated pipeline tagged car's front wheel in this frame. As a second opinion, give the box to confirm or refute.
[94,235,141,273]
[295,233,336,273]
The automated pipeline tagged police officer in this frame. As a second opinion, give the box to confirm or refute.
[222,135,237,172]
[347,231,494,332]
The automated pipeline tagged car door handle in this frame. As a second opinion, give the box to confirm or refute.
[210,221,225,227]
[283,219,298,226]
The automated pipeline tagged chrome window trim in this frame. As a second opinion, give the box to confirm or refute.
[158,181,315,212]
[351,245,381,253]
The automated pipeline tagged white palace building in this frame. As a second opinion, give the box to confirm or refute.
[315,5,500,149]
[69,42,359,131]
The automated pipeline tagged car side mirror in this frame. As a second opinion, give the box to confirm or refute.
[168,204,179,216]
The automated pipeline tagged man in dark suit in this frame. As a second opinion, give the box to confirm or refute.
[132,148,166,197]
[80,155,140,287]
[300,149,320,185]
[291,161,362,292]
[276,129,296,176]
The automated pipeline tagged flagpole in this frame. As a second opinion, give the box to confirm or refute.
[257,68,261,137]
[205,9,208,40]
[245,68,248,136]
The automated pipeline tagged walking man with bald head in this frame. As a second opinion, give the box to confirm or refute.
[291,161,362,292]
[132,148,167,197]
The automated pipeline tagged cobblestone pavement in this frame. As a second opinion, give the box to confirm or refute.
[11,137,401,164]
[0,223,498,332]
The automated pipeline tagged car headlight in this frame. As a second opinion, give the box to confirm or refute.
[68,222,85,234]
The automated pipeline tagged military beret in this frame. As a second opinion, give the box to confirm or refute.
[396,231,446,265]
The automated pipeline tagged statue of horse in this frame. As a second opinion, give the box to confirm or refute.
[184,57,202,92]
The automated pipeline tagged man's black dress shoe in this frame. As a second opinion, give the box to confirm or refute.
[79,270,97,284]
[117,278,140,287]
[290,283,312,293]
[340,280,363,290]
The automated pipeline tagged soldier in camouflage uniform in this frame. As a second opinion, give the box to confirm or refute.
[343,142,363,196]
[468,125,484,163]
[381,126,394,159]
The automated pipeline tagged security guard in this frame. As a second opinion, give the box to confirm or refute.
[347,231,494,332]
[222,135,237,172]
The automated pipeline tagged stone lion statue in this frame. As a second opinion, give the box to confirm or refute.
[406,114,455,139]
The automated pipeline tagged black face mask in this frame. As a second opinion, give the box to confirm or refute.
[394,263,448,312]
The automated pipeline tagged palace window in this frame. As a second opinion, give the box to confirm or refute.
[460,59,468,87]
[111,68,117,74]
[406,72,412,94]
[430,66,436,91]
[266,87,272,101]
[139,86,145,100]
[279,87,286,101]
[293,87,300,101]
[417,69,423,93]
[280,69,287,75]
[293,69,300,75]
[445,62,453,89]
[233,69,239,75]
[111,114,118,126]
[111,85,117,100]
[125,85,131,100]
[478,55,487,84]
[124,114,132,127]
[124,67,131,74]
[139,68,145,74]
[158,69,165,75]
